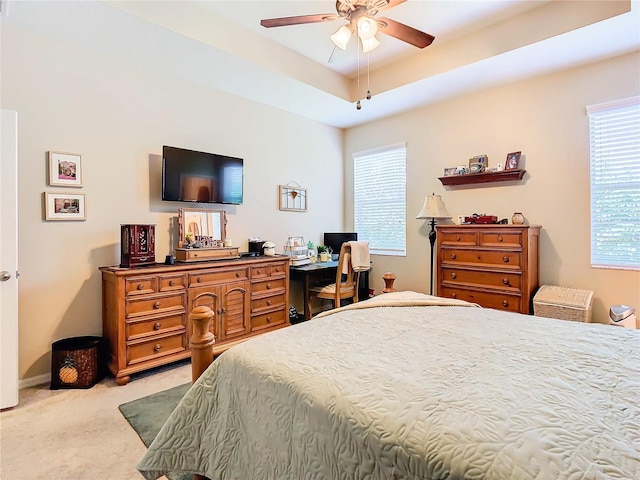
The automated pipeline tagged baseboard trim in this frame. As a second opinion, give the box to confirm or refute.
[19,373,50,389]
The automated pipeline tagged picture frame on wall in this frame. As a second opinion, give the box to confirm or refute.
[279,183,307,212]
[48,151,82,187]
[44,192,86,221]
[505,151,522,170]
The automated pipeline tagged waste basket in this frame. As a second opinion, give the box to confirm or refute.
[609,305,636,329]
[51,336,103,389]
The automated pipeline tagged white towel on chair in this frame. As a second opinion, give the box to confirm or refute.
[348,241,370,272]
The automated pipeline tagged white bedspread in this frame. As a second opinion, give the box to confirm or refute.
[138,292,640,480]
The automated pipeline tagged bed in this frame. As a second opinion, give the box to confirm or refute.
[138,291,640,480]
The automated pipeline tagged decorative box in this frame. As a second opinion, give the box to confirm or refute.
[120,224,156,268]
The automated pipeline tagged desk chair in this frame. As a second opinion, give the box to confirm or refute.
[308,242,369,318]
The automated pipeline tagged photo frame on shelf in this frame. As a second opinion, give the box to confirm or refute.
[505,151,522,170]
[44,192,86,221]
[279,183,307,212]
[48,151,82,187]
[443,167,457,176]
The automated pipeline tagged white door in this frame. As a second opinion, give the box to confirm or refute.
[1,109,19,409]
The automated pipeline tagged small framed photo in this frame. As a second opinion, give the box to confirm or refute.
[444,167,457,176]
[48,151,82,187]
[44,192,86,221]
[505,151,521,170]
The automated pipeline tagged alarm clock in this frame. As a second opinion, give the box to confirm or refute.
[120,224,156,268]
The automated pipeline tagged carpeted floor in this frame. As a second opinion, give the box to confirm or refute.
[119,383,192,480]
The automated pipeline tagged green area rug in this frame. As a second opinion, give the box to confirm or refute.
[119,383,191,480]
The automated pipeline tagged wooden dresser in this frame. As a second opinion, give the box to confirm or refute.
[100,255,290,385]
[436,224,541,314]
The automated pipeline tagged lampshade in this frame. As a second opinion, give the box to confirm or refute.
[416,194,452,220]
[360,36,380,53]
[331,25,353,50]
[357,16,378,40]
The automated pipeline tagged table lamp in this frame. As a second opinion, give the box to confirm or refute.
[416,193,451,295]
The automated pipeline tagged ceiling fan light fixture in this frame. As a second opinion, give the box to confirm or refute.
[330,25,353,50]
[357,16,378,40]
[360,36,380,53]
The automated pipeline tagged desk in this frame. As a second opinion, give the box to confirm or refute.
[290,261,370,320]
[290,261,338,320]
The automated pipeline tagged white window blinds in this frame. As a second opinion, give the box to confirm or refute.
[587,96,640,270]
[353,143,406,256]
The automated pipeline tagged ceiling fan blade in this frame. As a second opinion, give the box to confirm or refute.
[260,13,339,28]
[378,0,407,11]
[377,17,435,48]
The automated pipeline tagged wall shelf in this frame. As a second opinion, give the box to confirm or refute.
[439,169,526,186]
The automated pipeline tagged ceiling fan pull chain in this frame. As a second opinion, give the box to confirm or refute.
[367,52,372,100]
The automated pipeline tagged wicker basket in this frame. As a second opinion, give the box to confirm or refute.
[533,285,594,323]
[50,336,103,389]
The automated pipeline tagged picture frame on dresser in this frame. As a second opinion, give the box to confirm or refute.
[48,151,83,187]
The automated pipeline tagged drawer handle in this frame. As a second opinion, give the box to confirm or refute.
[236,272,240,278]
[154,344,161,352]
[503,300,509,307]
[169,280,175,286]
[266,283,272,289]
[154,322,161,330]
[137,284,144,290]
[456,236,461,241]
[451,273,457,279]
[266,316,272,323]
[450,254,457,260]
[197,277,203,283]
[498,236,503,242]
[503,256,509,263]
[267,300,272,306]
[256,270,261,275]
[451,293,457,299]
[153,302,161,309]
[193,253,198,258]
[503,278,510,286]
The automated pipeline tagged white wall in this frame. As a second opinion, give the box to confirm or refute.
[346,51,640,324]
[1,2,344,380]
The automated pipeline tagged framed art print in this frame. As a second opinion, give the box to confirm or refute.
[48,151,82,187]
[279,183,307,212]
[44,192,86,221]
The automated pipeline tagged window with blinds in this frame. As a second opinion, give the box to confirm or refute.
[353,143,406,256]
[587,96,640,270]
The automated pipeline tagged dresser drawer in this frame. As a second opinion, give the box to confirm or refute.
[251,277,286,296]
[250,308,286,332]
[251,262,287,279]
[125,292,186,319]
[127,332,187,366]
[126,312,186,341]
[441,267,522,291]
[478,231,523,248]
[441,287,522,313]
[251,293,287,313]
[125,276,157,296]
[441,249,522,269]
[158,273,186,292]
[189,268,248,286]
[439,230,477,246]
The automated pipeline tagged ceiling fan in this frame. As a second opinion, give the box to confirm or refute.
[260,0,435,53]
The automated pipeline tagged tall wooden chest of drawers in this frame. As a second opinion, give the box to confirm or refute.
[100,255,290,385]
[436,224,541,314]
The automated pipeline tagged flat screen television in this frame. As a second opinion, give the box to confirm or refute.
[324,232,358,254]
[162,145,243,205]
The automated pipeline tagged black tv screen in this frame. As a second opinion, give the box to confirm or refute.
[324,232,358,253]
[162,145,243,205]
